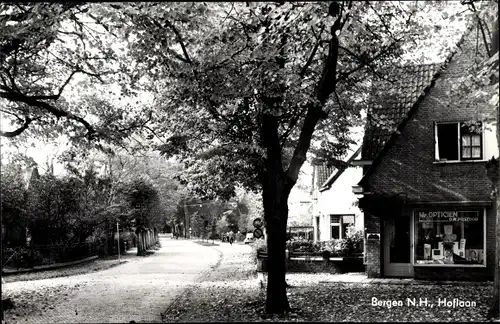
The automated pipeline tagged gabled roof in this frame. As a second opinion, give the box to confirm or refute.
[312,164,336,192]
[319,146,361,192]
[361,63,442,161]
[359,23,476,187]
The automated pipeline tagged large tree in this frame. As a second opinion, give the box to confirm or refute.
[107,1,468,314]
[0,1,473,315]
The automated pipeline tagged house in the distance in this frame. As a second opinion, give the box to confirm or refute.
[310,145,364,243]
[355,22,497,280]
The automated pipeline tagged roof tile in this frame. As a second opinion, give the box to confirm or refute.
[361,63,441,161]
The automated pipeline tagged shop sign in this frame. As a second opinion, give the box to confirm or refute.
[418,211,479,223]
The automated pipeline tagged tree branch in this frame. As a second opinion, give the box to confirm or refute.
[31,69,80,100]
[0,89,97,138]
[365,1,394,39]
[163,20,193,64]
[0,116,34,137]
[478,17,492,57]
[299,26,324,78]
[338,45,396,83]
[336,39,399,84]
[332,89,347,119]
[152,18,225,121]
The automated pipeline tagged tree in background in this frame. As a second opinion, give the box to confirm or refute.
[235,186,263,234]
[111,2,469,313]
[0,155,33,246]
[124,179,161,255]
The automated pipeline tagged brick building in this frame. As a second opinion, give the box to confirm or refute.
[355,23,498,280]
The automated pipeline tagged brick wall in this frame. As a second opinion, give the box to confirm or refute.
[365,25,494,202]
[364,211,381,277]
[362,24,497,280]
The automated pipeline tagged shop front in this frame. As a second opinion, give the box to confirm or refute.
[382,204,494,280]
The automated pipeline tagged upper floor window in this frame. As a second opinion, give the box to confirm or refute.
[435,122,483,162]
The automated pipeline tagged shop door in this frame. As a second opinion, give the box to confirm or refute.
[383,216,413,277]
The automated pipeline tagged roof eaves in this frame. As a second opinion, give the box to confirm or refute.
[319,146,362,192]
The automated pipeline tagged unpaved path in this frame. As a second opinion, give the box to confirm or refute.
[2,238,221,323]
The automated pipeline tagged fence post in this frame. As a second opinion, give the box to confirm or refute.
[117,221,121,263]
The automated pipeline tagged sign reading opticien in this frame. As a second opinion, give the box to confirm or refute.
[418,211,479,223]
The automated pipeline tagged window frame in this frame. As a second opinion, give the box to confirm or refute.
[413,208,487,267]
[434,121,484,162]
[460,123,483,160]
[329,214,355,240]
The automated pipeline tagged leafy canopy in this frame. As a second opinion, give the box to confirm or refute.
[104,2,470,199]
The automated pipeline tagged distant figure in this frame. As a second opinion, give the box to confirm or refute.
[228,231,234,245]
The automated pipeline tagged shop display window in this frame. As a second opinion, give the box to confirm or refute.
[415,209,484,265]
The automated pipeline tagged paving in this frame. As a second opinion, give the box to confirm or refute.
[2,237,221,323]
[3,238,493,323]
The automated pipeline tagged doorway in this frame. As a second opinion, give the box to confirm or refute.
[315,216,320,241]
[383,215,413,277]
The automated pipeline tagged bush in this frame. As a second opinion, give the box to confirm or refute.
[344,225,364,254]
[316,225,364,256]
[286,239,321,254]
[2,247,45,269]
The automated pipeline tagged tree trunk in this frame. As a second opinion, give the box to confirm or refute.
[261,114,292,315]
[263,179,290,314]
[136,230,145,256]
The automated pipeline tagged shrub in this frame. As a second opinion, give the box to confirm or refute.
[316,225,364,257]
[344,225,364,254]
[286,239,322,254]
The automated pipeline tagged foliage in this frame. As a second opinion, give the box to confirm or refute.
[0,1,478,315]
[0,3,156,152]
[108,2,472,313]
[285,225,363,256]
[343,224,364,254]
[0,162,29,230]
[123,178,161,229]
[96,2,472,200]
[1,150,185,250]
[235,186,263,233]
[285,239,314,253]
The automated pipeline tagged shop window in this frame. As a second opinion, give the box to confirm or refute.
[435,122,483,161]
[415,209,485,265]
